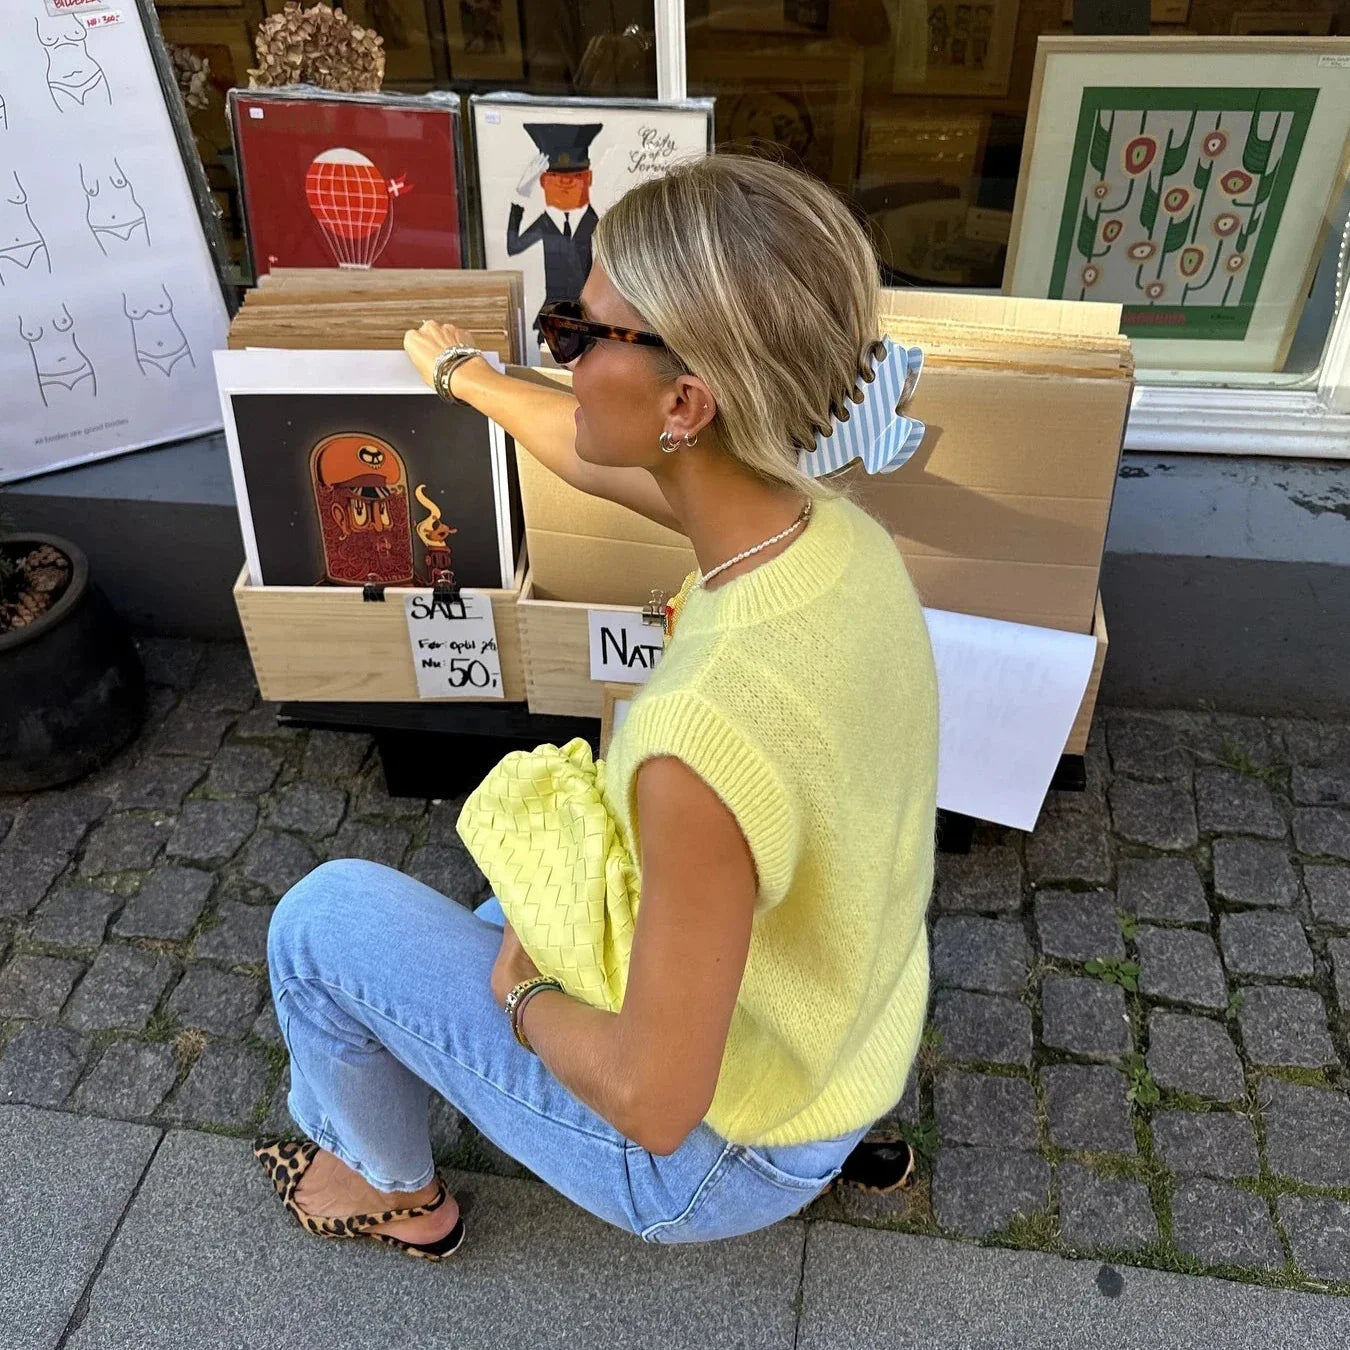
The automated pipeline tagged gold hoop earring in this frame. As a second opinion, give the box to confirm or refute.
[682,432,699,447]
[659,430,680,454]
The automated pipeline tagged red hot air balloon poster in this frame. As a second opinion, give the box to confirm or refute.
[229,88,465,278]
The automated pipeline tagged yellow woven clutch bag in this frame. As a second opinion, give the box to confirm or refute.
[456,737,638,1011]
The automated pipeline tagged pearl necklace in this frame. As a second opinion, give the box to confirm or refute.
[696,500,813,590]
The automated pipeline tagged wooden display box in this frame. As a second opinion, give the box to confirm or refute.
[519,571,1108,758]
[234,558,527,703]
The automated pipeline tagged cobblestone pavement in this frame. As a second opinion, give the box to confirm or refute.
[3,639,1350,1294]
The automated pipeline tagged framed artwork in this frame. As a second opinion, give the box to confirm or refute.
[1231,10,1334,34]
[440,0,525,80]
[891,0,1019,97]
[216,350,521,589]
[471,94,713,358]
[858,108,988,190]
[229,88,465,276]
[1060,0,1191,23]
[688,43,864,190]
[0,0,231,483]
[1005,37,1350,372]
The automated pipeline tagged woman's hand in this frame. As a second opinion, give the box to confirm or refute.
[403,319,482,394]
[490,918,542,1008]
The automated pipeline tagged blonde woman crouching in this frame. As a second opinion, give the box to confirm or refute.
[253,155,938,1258]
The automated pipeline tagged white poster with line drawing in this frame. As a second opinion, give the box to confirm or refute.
[0,2,230,483]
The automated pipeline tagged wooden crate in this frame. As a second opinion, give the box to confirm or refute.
[520,571,1109,759]
[234,558,527,703]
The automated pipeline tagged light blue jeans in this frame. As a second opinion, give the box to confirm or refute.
[267,859,867,1243]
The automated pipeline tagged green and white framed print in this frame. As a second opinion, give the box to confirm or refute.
[1005,37,1350,373]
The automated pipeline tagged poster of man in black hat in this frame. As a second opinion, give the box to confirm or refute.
[508,123,602,334]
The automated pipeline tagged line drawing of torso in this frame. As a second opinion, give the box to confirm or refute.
[19,305,97,406]
[124,285,193,377]
[0,173,50,283]
[36,16,111,111]
[81,159,149,253]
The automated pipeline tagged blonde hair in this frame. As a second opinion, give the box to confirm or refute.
[594,154,882,496]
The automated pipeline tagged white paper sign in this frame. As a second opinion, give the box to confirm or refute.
[588,608,664,684]
[924,607,1097,832]
[45,0,108,14]
[404,591,504,700]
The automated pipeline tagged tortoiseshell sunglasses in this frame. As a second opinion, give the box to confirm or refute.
[536,299,667,366]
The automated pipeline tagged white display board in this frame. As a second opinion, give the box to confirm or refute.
[0,2,230,483]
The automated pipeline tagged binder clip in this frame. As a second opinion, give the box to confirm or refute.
[362,573,385,603]
[433,569,466,619]
[641,589,667,627]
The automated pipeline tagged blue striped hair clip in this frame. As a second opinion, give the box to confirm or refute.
[799,336,925,479]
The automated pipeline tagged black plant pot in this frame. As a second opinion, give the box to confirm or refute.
[0,534,145,794]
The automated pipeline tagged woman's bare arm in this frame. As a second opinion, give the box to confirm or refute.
[404,321,680,533]
[493,757,756,1154]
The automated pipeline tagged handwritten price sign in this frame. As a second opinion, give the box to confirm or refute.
[403,591,504,700]
[83,9,123,27]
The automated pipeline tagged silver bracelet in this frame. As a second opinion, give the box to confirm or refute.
[432,345,483,405]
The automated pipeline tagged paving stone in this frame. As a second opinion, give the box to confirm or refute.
[1110,779,1198,851]
[206,744,282,796]
[932,1146,1052,1238]
[1330,938,1350,1015]
[931,916,1030,995]
[327,819,412,869]
[166,800,258,863]
[70,1040,180,1118]
[1152,1109,1260,1178]
[268,782,346,837]
[1218,911,1313,979]
[190,643,258,713]
[0,849,67,917]
[167,966,266,1037]
[1025,803,1111,887]
[0,805,13,846]
[194,899,275,967]
[1136,926,1227,1011]
[1040,974,1131,1059]
[1294,809,1350,862]
[406,843,490,907]
[250,1000,283,1046]
[1237,985,1337,1067]
[0,953,85,1018]
[1279,1194,1350,1283]
[137,636,205,690]
[1293,766,1350,808]
[1281,720,1350,770]
[231,704,302,740]
[1106,714,1188,781]
[1212,839,1299,909]
[425,795,472,844]
[933,1070,1037,1149]
[114,865,214,941]
[261,1074,296,1136]
[302,729,373,780]
[1262,1080,1350,1187]
[113,755,206,810]
[4,791,109,855]
[161,1041,271,1128]
[1043,1064,1135,1153]
[1307,865,1350,928]
[1170,1177,1283,1270]
[1194,767,1286,840]
[1116,857,1209,925]
[932,990,1033,1066]
[63,946,178,1033]
[241,830,320,898]
[354,773,430,821]
[0,1024,89,1106]
[78,813,172,875]
[1057,1163,1158,1252]
[30,885,122,947]
[1191,714,1284,771]
[1146,1012,1246,1102]
[149,704,233,758]
[1034,890,1123,962]
[934,846,1022,913]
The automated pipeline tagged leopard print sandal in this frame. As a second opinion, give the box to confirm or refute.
[253,1137,465,1261]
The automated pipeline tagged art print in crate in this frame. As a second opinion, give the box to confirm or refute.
[229,89,464,277]
[1052,88,1317,343]
[218,352,520,590]
[472,95,713,358]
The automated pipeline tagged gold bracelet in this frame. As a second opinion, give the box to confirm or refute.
[504,975,562,1052]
